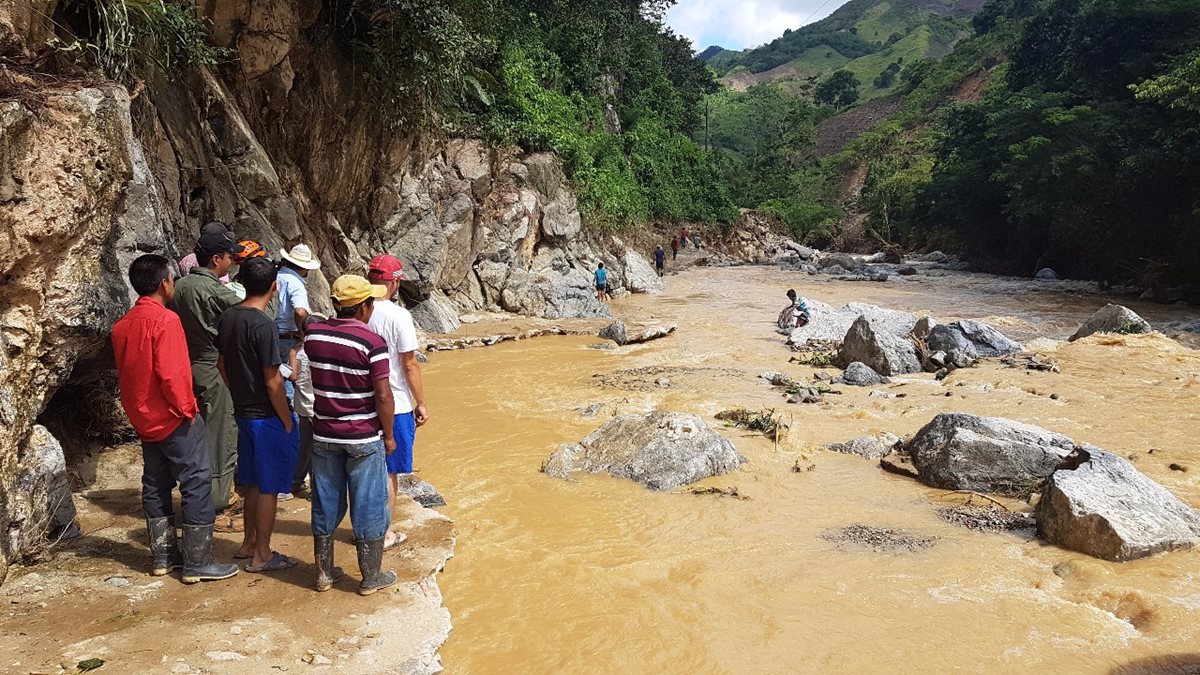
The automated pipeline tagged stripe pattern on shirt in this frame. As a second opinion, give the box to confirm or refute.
[304,319,389,444]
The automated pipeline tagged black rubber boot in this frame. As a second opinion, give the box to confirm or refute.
[147,516,183,577]
[314,535,344,592]
[181,523,239,584]
[355,537,396,596]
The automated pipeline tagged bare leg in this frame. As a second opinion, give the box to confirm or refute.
[235,487,259,558]
[250,492,280,569]
[384,474,397,548]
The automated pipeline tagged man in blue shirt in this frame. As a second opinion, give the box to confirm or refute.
[654,245,666,277]
[594,262,609,302]
[276,244,321,364]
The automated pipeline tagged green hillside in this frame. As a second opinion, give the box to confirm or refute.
[709,0,976,101]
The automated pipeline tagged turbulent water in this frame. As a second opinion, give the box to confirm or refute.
[415,266,1200,673]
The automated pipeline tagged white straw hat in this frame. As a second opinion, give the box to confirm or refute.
[281,243,321,270]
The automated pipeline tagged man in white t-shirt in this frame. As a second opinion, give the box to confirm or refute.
[366,254,429,550]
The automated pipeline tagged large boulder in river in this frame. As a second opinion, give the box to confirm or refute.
[1037,447,1200,561]
[1069,304,1152,342]
[908,413,1075,495]
[789,302,916,347]
[541,412,746,491]
[926,320,1022,362]
[838,316,921,376]
[622,250,663,294]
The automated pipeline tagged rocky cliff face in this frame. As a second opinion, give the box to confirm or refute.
[0,0,654,578]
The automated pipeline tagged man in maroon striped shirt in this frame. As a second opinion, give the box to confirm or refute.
[303,274,398,595]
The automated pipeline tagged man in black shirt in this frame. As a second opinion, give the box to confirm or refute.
[216,258,299,574]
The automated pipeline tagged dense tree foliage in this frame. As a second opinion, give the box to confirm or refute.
[320,0,735,228]
[816,70,861,108]
[923,0,1200,282]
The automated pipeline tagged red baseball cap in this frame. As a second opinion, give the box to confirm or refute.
[367,254,404,281]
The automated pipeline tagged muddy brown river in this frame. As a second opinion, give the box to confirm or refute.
[416,266,1200,673]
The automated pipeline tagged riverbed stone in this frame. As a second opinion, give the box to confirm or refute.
[838,316,921,376]
[926,320,1022,363]
[907,413,1076,496]
[788,301,917,348]
[1037,446,1200,561]
[1069,304,1152,342]
[541,412,746,491]
[826,432,901,460]
[835,361,889,386]
[818,252,862,271]
[1035,268,1059,280]
[408,294,462,334]
[622,251,663,294]
[599,321,628,345]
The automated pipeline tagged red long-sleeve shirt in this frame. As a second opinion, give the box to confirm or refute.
[112,296,199,442]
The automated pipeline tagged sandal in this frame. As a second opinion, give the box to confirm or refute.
[244,552,298,573]
[233,551,253,560]
[383,531,408,551]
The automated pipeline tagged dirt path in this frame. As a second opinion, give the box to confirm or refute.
[0,445,455,675]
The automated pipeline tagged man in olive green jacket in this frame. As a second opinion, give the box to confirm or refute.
[169,227,245,526]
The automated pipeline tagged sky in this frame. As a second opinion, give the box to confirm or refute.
[666,0,848,51]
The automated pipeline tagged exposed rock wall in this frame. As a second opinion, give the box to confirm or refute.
[0,0,657,576]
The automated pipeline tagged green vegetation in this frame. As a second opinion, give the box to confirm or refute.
[816,70,861,108]
[54,0,230,82]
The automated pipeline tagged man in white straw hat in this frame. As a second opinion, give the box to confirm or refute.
[276,244,321,375]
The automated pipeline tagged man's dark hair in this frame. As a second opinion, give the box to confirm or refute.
[238,257,276,297]
[598,262,605,269]
[128,254,172,296]
[787,288,797,301]
[335,297,373,319]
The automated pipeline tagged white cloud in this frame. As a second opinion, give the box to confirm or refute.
[666,0,846,51]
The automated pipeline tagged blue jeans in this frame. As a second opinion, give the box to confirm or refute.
[310,439,389,541]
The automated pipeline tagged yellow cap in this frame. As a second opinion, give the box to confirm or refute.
[331,274,388,307]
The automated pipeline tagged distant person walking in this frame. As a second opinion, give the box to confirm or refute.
[680,228,689,249]
[169,227,245,529]
[654,245,666,277]
[112,254,239,584]
[692,233,702,249]
[216,258,299,574]
[304,275,398,595]
[366,255,429,551]
[595,262,609,302]
[671,237,680,260]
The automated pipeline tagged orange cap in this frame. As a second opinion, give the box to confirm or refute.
[235,240,266,262]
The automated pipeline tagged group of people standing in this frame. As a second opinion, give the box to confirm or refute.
[111,221,428,595]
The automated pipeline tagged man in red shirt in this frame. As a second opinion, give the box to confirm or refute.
[111,254,239,584]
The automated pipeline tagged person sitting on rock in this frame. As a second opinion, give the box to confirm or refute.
[111,254,239,584]
[216,258,300,574]
[595,262,609,302]
[366,255,429,551]
[654,245,666,277]
[304,275,398,595]
[778,289,811,329]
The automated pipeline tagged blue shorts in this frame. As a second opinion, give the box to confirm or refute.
[235,415,300,494]
[385,411,416,474]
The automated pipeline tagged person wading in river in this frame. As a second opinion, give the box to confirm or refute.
[169,228,245,531]
[216,258,300,574]
[366,255,430,551]
[112,254,239,584]
[654,245,666,277]
[595,262,609,302]
[304,275,398,595]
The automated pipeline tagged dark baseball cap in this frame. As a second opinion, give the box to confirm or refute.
[196,231,245,259]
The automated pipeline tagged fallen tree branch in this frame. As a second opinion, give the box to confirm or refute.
[937,490,1012,511]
